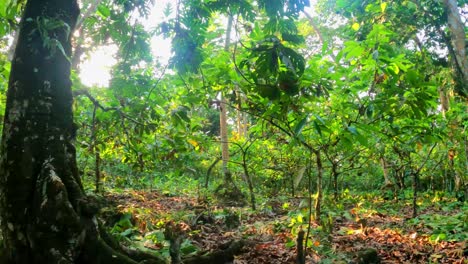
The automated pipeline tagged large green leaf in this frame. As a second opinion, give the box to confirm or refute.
[294,115,309,136]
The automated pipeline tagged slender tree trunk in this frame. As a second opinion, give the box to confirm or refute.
[395,165,406,189]
[412,171,419,218]
[331,162,339,200]
[290,172,295,197]
[220,95,230,175]
[438,86,450,118]
[236,90,242,137]
[241,142,256,210]
[242,157,256,210]
[205,156,222,188]
[235,89,248,138]
[380,157,392,186]
[91,105,101,193]
[240,99,248,138]
[214,15,245,205]
[464,133,468,187]
[314,150,323,222]
[296,230,305,264]
[219,16,233,178]
[95,150,101,192]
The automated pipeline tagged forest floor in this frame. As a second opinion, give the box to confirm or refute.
[101,189,467,264]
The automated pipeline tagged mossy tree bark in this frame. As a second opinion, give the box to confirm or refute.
[0,1,150,263]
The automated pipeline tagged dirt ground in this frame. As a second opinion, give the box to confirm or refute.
[103,190,467,264]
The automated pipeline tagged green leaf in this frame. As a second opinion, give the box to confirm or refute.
[347,126,357,135]
[181,239,198,254]
[120,228,134,237]
[257,84,280,99]
[97,5,111,18]
[341,135,353,149]
[0,21,7,37]
[0,0,8,17]
[294,116,309,136]
[313,114,325,124]
[429,233,447,242]
[281,33,305,45]
[285,240,295,248]
[279,47,305,76]
[114,213,133,230]
[54,39,71,62]
[355,133,368,146]
[347,126,368,146]
[344,41,364,59]
[172,106,191,124]
[313,120,322,137]
[387,62,399,74]
[405,69,419,86]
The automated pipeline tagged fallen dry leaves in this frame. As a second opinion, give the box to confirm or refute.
[103,190,467,264]
[334,209,466,263]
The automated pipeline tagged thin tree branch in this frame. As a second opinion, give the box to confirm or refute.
[74,89,146,126]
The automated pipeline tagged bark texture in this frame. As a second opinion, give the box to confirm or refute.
[0,1,152,263]
[0,0,82,262]
[443,0,468,96]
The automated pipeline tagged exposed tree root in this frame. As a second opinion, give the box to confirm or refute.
[97,223,166,264]
[183,240,246,264]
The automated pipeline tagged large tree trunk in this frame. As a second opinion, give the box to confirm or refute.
[0,0,83,261]
[443,0,468,96]
[0,1,150,263]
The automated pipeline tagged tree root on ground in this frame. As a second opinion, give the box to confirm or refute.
[182,240,247,264]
